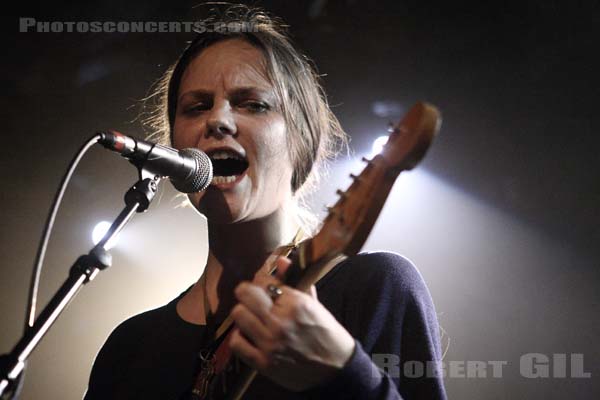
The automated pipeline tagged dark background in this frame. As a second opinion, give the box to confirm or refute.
[1,1,599,399]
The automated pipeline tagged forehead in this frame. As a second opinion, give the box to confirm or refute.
[178,38,272,96]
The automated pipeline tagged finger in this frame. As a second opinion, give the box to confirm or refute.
[309,284,318,299]
[253,271,283,289]
[272,287,320,326]
[235,282,279,327]
[231,303,273,349]
[274,256,292,281]
[229,328,269,371]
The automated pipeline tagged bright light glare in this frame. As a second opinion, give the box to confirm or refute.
[371,135,389,157]
[92,221,112,246]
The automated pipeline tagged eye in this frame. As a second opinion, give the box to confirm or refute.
[183,103,211,114]
[240,101,269,113]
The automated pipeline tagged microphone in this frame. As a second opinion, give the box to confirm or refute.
[98,130,213,193]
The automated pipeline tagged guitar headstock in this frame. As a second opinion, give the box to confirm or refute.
[297,102,441,285]
[379,101,441,171]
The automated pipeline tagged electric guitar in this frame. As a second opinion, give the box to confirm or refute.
[189,101,441,399]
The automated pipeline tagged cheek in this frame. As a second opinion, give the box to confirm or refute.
[255,117,291,167]
[171,118,198,149]
[257,125,295,196]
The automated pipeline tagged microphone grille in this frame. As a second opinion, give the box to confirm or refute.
[173,148,213,193]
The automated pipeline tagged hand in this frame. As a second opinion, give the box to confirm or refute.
[229,256,356,392]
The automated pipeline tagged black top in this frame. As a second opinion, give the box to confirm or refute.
[84,252,447,399]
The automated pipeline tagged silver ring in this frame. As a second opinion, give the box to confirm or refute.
[266,284,283,301]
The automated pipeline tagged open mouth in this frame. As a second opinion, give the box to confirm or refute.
[207,149,249,185]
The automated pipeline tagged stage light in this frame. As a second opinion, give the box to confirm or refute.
[92,221,114,247]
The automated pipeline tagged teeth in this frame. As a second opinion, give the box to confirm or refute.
[211,175,238,185]
[210,150,244,160]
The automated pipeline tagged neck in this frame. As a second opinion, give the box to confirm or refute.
[205,201,300,319]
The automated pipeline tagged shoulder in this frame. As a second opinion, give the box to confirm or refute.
[323,251,430,298]
[92,299,180,367]
[86,298,195,398]
[318,251,437,327]
[108,304,170,342]
[317,251,441,355]
[103,288,190,345]
[350,251,422,280]
[89,302,175,375]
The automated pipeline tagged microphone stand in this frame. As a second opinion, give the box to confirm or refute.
[0,171,162,399]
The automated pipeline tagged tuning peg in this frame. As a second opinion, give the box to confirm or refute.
[326,205,341,214]
[361,156,373,164]
[336,189,348,199]
[325,205,346,224]
[349,173,361,182]
[387,121,395,133]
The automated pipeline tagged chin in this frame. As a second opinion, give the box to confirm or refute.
[194,188,246,224]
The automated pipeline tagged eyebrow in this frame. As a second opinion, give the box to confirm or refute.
[178,87,276,105]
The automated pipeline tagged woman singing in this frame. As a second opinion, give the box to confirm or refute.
[85,5,446,399]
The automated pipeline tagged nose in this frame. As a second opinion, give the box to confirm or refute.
[205,101,237,139]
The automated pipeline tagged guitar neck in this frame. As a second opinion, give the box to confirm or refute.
[287,154,400,292]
